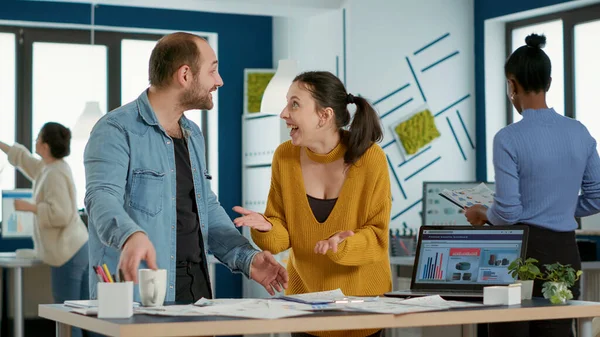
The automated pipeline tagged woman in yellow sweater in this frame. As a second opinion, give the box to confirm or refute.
[233,71,392,337]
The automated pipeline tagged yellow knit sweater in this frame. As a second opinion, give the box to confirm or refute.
[251,140,392,337]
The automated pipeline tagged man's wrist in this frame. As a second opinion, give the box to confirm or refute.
[246,250,260,280]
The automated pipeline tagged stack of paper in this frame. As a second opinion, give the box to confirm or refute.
[65,300,141,316]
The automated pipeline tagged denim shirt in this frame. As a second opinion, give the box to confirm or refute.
[84,90,258,301]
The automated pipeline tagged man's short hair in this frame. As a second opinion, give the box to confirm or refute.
[149,32,203,88]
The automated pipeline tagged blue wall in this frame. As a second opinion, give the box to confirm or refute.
[474,0,573,181]
[0,0,273,298]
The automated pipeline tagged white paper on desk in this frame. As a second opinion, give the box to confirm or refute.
[70,307,98,316]
[193,299,312,319]
[64,300,141,309]
[135,305,212,317]
[194,298,256,307]
[400,295,484,309]
[343,299,443,315]
[279,289,347,304]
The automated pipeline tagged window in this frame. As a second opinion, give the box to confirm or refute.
[121,39,155,105]
[31,42,107,209]
[574,19,600,150]
[121,39,203,129]
[0,26,217,212]
[505,3,600,126]
[510,20,564,123]
[0,32,16,223]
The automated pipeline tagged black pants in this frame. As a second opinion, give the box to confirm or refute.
[488,224,581,337]
[291,331,383,337]
[175,261,212,303]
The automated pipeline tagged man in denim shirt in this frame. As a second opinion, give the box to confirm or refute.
[84,32,287,302]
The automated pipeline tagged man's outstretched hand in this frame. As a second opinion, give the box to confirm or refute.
[118,232,157,283]
[250,251,288,296]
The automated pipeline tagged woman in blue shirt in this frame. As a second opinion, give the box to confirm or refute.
[465,33,600,337]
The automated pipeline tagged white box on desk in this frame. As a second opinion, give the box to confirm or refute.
[97,281,134,318]
[483,284,521,306]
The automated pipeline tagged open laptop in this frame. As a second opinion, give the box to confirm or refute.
[386,225,529,301]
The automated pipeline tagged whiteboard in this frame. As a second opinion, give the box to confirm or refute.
[2,189,34,238]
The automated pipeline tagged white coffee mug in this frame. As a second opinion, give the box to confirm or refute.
[138,269,167,307]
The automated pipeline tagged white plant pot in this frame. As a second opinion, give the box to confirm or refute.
[518,280,534,300]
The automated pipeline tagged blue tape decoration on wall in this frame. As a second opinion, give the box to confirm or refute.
[456,110,475,149]
[380,97,414,119]
[245,114,278,121]
[382,139,396,149]
[387,154,407,200]
[447,117,467,161]
[434,94,471,117]
[414,32,450,55]
[245,164,272,169]
[404,156,442,181]
[421,51,459,72]
[373,83,411,105]
[405,57,426,102]
[367,32,473,230]
[336,55,340,77]
[392,199,422,220]
[397,146,432,168]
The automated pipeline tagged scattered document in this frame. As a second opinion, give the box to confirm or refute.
[344,298,441,315]
[439,183,495,209]
[344,296,483,315]
[66,300,140,315]
[401,295,485,309]
[279,289,368,305]
[194,299,311,319]
[66,294,485,319]
[135,305,210,317]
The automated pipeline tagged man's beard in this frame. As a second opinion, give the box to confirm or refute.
[180,85,213,111]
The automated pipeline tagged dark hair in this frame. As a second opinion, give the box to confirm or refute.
[149,32,203,88]
[504,33,551,93]
[293,71,383,165]
[40,122,71,159]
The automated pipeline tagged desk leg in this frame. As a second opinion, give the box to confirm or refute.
[578,317,593,337]
[13,267,23,337]
[462,324,477,337]
[56,322,72,337]
[0,267,3,337]
[580,271,586,301]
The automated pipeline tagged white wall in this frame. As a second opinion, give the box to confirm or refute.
[273,0,476,231]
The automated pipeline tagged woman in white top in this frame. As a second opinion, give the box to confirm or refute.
[1,122,89,337]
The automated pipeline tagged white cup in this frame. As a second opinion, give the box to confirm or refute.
[138,269,167,307]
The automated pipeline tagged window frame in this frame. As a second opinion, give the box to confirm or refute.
[0,25,212,191]
[504,3,600,125]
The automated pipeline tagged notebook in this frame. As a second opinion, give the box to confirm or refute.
[385,225,529,300]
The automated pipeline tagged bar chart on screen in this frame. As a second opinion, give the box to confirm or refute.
[420,249,449,280]
[1,189,34,238]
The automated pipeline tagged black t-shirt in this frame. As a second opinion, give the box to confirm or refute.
[173,137,203,263]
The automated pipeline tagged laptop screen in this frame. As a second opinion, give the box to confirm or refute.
[413,227,527,287]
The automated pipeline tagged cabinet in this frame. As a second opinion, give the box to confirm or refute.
[241,112,290,299]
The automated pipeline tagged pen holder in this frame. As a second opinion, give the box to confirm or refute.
[97,281,134,318]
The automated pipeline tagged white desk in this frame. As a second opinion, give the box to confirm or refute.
[0,252,42,337]
[39,299,600,337]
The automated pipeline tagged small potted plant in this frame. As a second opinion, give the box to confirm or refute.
[541,262,582,305]
[508,257,541,300]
